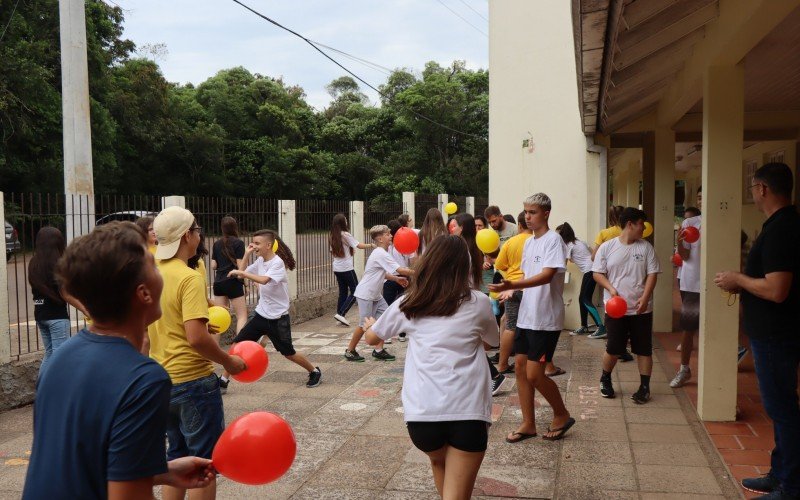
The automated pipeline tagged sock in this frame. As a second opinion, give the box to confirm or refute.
[640,374,651,389]
[220,376,229,383]
[680,364,690,371]
[601,370,612,382]
[375,348,384,353]
[313,367,320,373]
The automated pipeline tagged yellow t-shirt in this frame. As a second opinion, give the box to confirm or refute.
[148,258,213,384]
[148,244,157,255]
[494,232,532,282]
[195,259,208,291]
[594,226,621,246]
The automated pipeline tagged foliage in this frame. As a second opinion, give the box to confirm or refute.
[0,1,488,201]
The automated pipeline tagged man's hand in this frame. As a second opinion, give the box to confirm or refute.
[488,279,514,293]
[224,354,247,375]
[634,295,649,314]
[363,316,377,331]
[497,290,514,303]
[609,287,619,297]
[714,271,742,293]
[208,323,220,335]
[158,456,215,488]
[482,259,492,270]
[397,277,409,288]
[228,269,243,279]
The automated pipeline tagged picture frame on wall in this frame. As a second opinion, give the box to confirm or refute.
[744,160,758,204]
[767,149,785,164]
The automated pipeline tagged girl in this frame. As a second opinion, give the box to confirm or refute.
[557,222,603,336]
[474,215,488,232]
[384,219,412,307]
[419,208,447,255]
[226,230,322,388]
[28,227,69,373]
[211,216,247,333]
[329,213,374,326]
[364,235,499,499]
[135,216,157,255]
[452,213,484,289]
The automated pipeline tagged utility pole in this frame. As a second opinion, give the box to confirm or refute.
[59,0,95,242]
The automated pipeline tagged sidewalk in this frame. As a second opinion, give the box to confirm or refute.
[0,312,742,499]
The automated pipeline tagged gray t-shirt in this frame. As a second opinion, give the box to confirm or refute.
[592,237,662,315]
[496,221,519,248]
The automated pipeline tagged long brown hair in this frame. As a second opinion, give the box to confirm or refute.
[253,229,296,270]
[420,208,446,252]
[220,216,240,264]
[399,235,472,319]
[28,227,66,303]
[329,213,351,259]
[454,213,483,288]
[609,205,624,227]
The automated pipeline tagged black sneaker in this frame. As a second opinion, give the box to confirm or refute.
[500,364,516,375]
[488,353,500,364]
[600,378,615,398]
[753,489,798,500]
[218,376,229,395]
[306,368,322,388]
[742,474,779,494]
[344,349,365,362]
[491,374,505,396]
[631,386,651,404]
[619,350,634,362]
[372,349,396,361]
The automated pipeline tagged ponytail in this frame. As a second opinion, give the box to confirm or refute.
[253,229,296,271]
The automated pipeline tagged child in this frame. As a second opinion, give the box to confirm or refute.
[489,193,575,442]
[211,216,248,333]
[419,208,447,255]
[23,222,215,499]
[329,213,374,326]
[384,219,413,306]
[592,207,661,404]
[364,235,499,499]
[671,204,701,387]
[225,229,322,388]
[556,222,603,336]
[344,224,413,361]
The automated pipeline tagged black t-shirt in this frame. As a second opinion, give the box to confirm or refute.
[212,237,245,282]
[32,283,69,322]
[742,205,800,339]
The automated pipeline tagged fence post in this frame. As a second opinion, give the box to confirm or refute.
[402,192,415,227]
[161,196,186,209]
[278,200,298,299]
[438,194,449,223]
[0,192,10,364]
[466,196,475,216]
[350,201,365,278]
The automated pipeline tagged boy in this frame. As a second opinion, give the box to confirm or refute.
[592,207,661,404]
[671,202,701,387]
[344,224,414,361]
[489,193,574,441]
[147,207,246,500]
[23,222,215,499]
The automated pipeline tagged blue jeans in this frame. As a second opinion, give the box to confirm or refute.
[750,336,800,496]
[166,373,224,460]
[37,319,70,373]
[334,270,358,316]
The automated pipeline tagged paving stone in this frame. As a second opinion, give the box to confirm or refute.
[624,407,688,425]
[637,464,723,494]
[557,462,637,491]
[628,424,698,443]
[385,463,438,493]
[631,442,708,466]
[292,485,381,499]
[561,441,633,464]
[473,465,555,498]
[568,421,629,442]
[483,438,560,468]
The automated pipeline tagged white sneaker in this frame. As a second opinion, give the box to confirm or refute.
[670,367,692,388]
[384,337,393,344]
[398,333,407,342]
[333,314,350,326]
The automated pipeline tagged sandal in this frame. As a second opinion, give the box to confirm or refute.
[542,417,576,441]
[505,431,537,443]
[546,367,566,377]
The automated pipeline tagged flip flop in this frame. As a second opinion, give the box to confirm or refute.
[542,417,576,441]
[505,431,537,443]
[546,367,566,377]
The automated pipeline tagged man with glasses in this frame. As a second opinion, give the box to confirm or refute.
[715,163,800,500]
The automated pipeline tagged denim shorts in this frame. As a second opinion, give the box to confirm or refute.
[166,373,225,460]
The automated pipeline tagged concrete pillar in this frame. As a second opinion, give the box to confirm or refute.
[466,197,475,216]
[438,194,448,223]
[350,201,365,278]
[161,196,186,209]
[278,200,298,299]
[402,192,415,228]
[626,160,641,208]
[698,64,744,421]
[642,133,656,224]
[652,125,676,332]
[59,0,95,244]
[0,193,9,364]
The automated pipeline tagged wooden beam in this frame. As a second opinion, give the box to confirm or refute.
[596,0,625,134]
[618,0,716,50]
[622,0,678,30]
[674,110,800,132]
[611,30,701,86]
[675,128,800,142]
[606,99,662,132]
[582,0,611,13]
[610,132,646,148]
[610,56,686,99]
[607,76,672,112]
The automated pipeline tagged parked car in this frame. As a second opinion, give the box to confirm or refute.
[95,211,157,226]
[5,221,21,261]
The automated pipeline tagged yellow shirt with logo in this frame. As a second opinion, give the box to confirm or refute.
[494,232,532,282]
[148,258,213,384]
[594,226,621,246]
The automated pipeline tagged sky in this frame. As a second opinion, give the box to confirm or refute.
[117,0,489,110]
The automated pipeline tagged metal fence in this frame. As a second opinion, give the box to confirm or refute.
[475,196,489,219]
[294,199,349,296]
[414,194,439,228]
[363,200,406,259]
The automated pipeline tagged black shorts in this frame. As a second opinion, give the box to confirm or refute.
[605,313,653,356]
[233,313,295,356]
[406,420,489,453]
[679,291,700,331]
[212,278,244,299]
[514,329,561,362]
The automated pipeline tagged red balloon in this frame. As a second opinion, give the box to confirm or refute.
[394,227,419,255]
[672,253,683,267]
[229,341,269,383]
[605,296,627,319]
[212,412,296,485]
[682,226,700,244]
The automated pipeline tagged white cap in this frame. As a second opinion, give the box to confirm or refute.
[153,206,195,260]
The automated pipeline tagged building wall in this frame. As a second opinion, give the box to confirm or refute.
[741,140,797,241]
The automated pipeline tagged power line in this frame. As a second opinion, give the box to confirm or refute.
[310,40,394,75]
[229,0,486,141]
[457,0,488,22]
[434,0,487,37]
[0,0,21,45]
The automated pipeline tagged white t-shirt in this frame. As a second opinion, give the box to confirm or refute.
[371,291,500,423]
[566,240,593,273]
[591,237,662,315]
[516,230,568,331]
[388,244,413,270]
[679,216,701,293]
[246,255,290,319]
[354,247,399,301]
[331,232,359,273]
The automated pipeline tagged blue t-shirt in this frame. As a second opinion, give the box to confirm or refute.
[23,329,172,500]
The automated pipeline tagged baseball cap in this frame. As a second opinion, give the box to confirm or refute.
[153,206,195,260]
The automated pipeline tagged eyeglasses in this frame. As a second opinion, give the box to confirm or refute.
[749,183,764,190]
[189,226,203,234]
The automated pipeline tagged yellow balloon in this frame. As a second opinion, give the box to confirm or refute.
[643,221,653,238]
[272,239,279,252]
[445,202,458,215]
[208,306,232,333]
[476,228,500,254]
